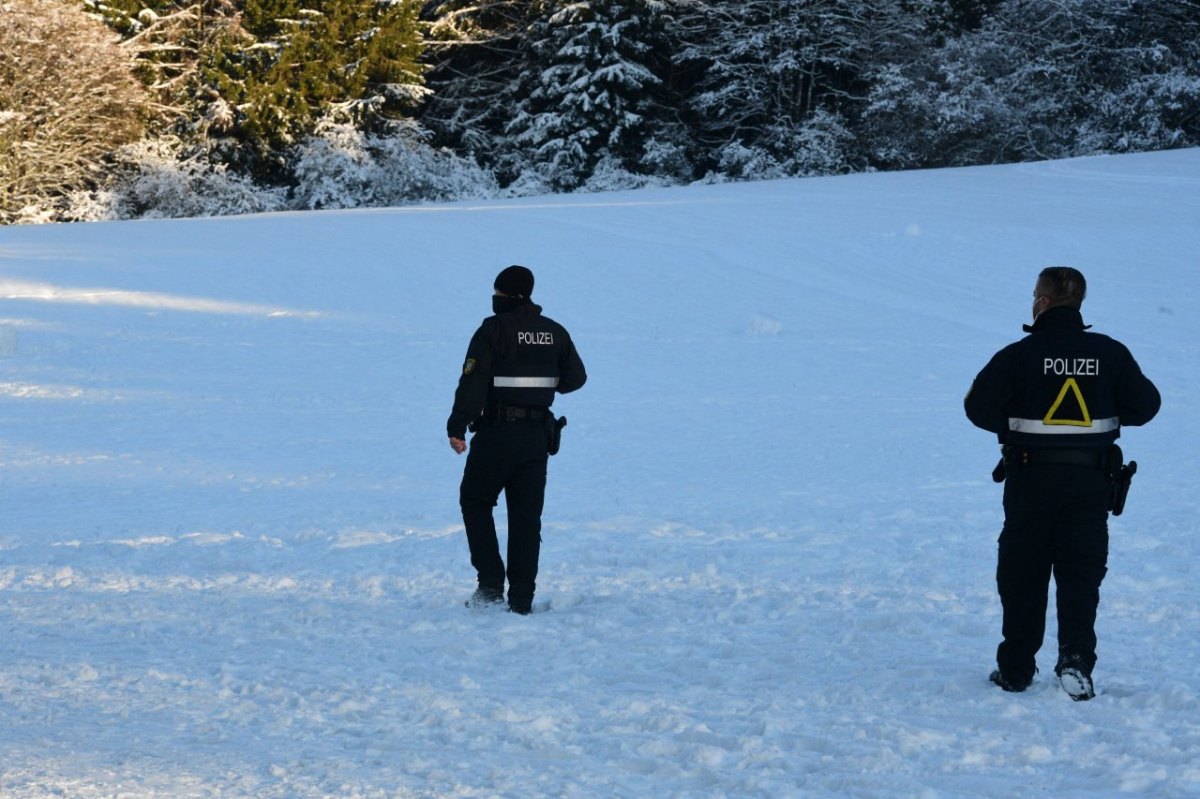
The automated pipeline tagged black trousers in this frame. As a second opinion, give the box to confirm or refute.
[459,420,549,610]
[996,463,1110,682]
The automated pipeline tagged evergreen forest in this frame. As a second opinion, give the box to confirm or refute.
[2,0,1198,222]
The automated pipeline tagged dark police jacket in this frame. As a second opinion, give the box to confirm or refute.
[447,302,587,439]
[965,306,1160,450]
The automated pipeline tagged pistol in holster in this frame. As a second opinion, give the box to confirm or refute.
[545,413,567,456]
[1106,444,1137,516]
[993,443,1018,483]
[992,453,1008,483]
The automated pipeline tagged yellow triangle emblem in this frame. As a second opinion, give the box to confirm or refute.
[1043,377,1092,427]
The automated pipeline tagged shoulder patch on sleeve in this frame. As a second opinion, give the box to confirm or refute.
[463,358,476,375]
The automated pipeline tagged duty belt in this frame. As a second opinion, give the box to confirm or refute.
[486,404,548,422]
[1011,447,1106,467]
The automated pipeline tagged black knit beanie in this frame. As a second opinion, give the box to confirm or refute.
[494,265,534,298]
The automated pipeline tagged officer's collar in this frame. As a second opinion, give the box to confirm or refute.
[494,297,540,313]
[1023,305,1090,333]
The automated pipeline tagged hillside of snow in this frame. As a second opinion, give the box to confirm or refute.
[2,150,1199,797]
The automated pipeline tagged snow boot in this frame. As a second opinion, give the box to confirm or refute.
[989,668,1032,693]
[465,583,505,609]
[1056,655,1095,702]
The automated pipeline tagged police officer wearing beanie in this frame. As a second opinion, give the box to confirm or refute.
[965,266,1159,700]
[448,265,587,614]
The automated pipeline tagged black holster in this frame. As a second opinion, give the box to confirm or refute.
[994,443,1018,483]
[546,414,567,456]
[1106,444,1137,516]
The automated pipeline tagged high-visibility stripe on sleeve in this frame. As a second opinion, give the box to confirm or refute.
[1008,417,1119,434]
[493,376,559,388]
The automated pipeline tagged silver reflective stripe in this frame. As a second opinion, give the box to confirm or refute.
[1008,417,1119,435]
[494,376,559,388]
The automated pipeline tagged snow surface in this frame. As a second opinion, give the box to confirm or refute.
[2,150,1199,798]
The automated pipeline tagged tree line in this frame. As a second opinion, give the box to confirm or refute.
[2,0,1198,222]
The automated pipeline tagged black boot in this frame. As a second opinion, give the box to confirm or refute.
[1056,654,1095,701]
[989,668,1033,693]
[465,583,504,609]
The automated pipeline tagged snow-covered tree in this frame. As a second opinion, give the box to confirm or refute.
[501,0,680,191]
[863,0,1200,169]
[676,0,921,178]
[0,0,150,223]
[922,0,1004,36]
[1074,0,1200,154]
[863,32,1020,168]
[85,121,497,220]
[100,136,286,220]
[290,118,498,209]
[419,0,535,162]
[87,0,244,137]
[16,0,1197,220]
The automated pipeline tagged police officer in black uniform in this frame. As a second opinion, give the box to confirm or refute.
[965,266,1159,700]
[448,265,587,614]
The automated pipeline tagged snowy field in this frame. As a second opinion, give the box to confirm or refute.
[2,150,1199,798]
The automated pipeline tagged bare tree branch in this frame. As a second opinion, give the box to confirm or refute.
[1,0,150,222]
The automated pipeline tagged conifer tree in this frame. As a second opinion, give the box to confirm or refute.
[419,0,534,161]
[676,0,918,178]
[501,0,676,190]
[218,0,427,178]
[862,0,1200,168]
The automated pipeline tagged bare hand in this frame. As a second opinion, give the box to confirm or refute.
[449,437,467,454]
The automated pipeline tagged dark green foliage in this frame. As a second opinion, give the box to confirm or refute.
[78,0,1200,206]
[214,0,426,178]
[89,0,427,183]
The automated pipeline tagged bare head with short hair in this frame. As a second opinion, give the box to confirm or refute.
[1032,266,1086,321]
[1038,266,1087,309]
